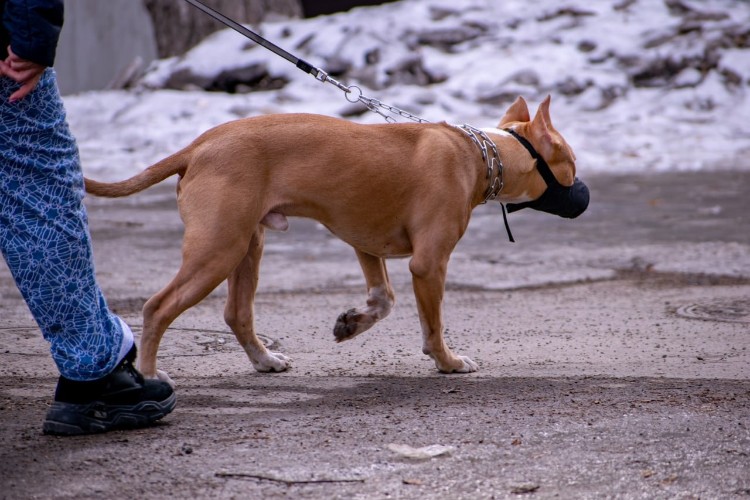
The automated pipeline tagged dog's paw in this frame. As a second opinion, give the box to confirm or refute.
[251,351,291,373]
[435,355,479,374]
[334,308,362,342]
[156,369,176,388]
[334,307,379,342]
[455,355,479,373]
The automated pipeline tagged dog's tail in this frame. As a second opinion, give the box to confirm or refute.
[84,148,188,198]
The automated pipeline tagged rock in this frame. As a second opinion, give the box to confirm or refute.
[413,24,487,52]
[510,483,540,494]
[384,54,447,86]
[673,67,704,88]
[386,443,454,460]
[164,62,289,93]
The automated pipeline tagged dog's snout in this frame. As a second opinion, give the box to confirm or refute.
[562,178,590,219]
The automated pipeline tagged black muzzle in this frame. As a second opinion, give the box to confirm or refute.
[506,176,589,218]
[504,129,589,219]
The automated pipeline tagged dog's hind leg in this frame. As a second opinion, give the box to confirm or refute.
[138,197,256,385]
[224,227,291,372]
[409,246,478,374]
[334,249,395,342]
[139,246,250,385]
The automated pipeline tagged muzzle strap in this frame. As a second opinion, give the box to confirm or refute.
[500,203,515,243]
[505,129,558,187]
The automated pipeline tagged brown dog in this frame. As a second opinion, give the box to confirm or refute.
[85,96,584,384]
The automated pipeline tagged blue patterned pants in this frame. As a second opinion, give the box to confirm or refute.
[0,70,133,381]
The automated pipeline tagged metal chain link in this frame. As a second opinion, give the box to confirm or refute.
[319,71,502,203]
[358,96,431,124]
[459,125,504,203]
[319,71,430,124]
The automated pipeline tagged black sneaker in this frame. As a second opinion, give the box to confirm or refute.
[42,346,176,436]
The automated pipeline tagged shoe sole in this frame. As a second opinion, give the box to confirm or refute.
[42,392,177,436]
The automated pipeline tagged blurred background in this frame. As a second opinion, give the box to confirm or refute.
[54,0,749,182]
[56,0,394,94]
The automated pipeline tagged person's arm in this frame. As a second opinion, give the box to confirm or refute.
[3,0,63,67]
[0,0,63,102]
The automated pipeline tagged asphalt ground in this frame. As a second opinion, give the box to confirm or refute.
[1,170,749,499]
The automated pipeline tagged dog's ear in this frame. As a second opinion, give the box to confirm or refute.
[535,95,557,131]
[498,96,531,126]
[530,96,555,157]
[531,96,576,183]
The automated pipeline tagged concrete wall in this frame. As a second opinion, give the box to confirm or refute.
[55,0,158,95]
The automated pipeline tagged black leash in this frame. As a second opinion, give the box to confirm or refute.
[182,0,428,124]
[182,0,321,78]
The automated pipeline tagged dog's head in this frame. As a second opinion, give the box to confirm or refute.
[498,96,589,219]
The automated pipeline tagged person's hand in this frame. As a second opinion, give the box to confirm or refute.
[0,46,46,103]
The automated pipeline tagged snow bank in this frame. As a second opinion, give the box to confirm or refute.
[65,0,750,181]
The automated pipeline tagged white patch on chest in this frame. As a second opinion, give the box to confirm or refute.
[480,127,512,137]
[503,190,534,203]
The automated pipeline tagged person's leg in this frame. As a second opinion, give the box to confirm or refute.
[0,69,132,380]
[0,70,174,435]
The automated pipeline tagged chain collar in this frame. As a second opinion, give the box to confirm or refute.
[457,124,504,204]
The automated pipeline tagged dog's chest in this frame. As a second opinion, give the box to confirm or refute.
[324,223,413,258]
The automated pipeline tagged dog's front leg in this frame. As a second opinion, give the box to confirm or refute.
[224,228,290,373]
[334,249,395,342]
[410,253,479,373]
